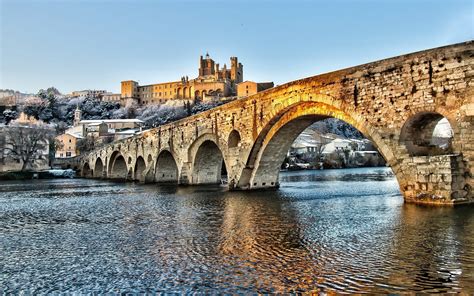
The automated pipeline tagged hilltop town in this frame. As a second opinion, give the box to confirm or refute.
[0,54,388,175]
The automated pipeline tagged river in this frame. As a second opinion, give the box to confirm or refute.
[1,167,473,293]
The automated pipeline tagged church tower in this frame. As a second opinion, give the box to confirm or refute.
[74,105,82,126]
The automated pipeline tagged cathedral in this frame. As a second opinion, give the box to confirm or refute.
[121,54,243,106]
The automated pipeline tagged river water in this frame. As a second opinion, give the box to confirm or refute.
[1,167,473,293]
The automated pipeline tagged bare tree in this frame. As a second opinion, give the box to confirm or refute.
[312,134,332,168]
[1,124,53,171]
[76,136,97,153]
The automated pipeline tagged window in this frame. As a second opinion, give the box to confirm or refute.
[66,152,71,157]
[69,139,71,143]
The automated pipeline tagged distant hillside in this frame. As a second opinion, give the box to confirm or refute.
[309,118,364,139]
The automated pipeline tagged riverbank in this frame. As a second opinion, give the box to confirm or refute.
[0,169,75,180]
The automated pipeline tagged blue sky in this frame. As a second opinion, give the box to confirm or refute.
[1,0,472,94]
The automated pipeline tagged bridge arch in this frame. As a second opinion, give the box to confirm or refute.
[155,150,179,183]
[183,87,188,98]
[228,130,241,148]
[400,111,455,156]
[82,163,92,178]
[238,101,395,189]
[108,151,128,180]
[134,156,146,182]
[93,157,104,178]
[189,135,227,184]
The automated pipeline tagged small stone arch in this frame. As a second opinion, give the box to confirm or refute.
[186,133,221,162]
[155,150,179,183]
[228,130,241,148]
[134,156,146,182]
[400,111,454,156]
[183,87,188,99]
[82,163,92,178]
[93,157,104,178]
[108,151,128,180]
[191,139,227,184]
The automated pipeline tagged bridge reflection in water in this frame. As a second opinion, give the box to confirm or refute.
[1,168,473,293]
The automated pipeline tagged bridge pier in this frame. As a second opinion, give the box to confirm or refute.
[399,154,471,205]
[178,162,192,185]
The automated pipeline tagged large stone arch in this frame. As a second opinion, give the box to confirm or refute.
[93,157,105,178]
[155,149,179,183]
[108,151,128,180]
[237,101,395,190]
[134,156,146,182]
[189,135,227,185]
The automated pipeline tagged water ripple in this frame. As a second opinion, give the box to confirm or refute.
[1,167,473,293]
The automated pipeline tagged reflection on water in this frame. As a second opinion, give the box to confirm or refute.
[0,167,473,293]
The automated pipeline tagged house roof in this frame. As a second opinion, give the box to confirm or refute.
[65,132,84,139]
[114,128,140,134]
[79,119,144,124]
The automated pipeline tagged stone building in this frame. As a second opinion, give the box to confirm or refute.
[121,54,244,106]
[55,107,145,158]
[55,132,83,158]
[71,90,107,98]
[11,112,45,126]
[237,81,274,97]
[101,93,122,105]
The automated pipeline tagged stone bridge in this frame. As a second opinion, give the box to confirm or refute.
[79,41,474,205]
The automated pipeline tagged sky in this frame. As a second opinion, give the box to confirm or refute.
[0,0,472,94]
